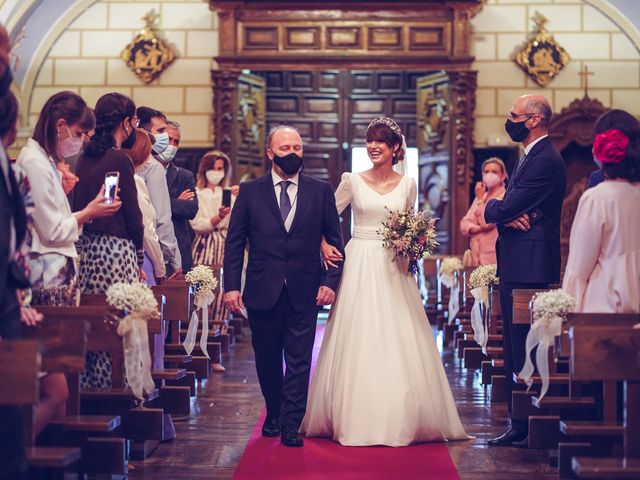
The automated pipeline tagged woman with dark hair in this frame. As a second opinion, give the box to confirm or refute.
[562,109,640,313]
[15,91,119,307]
[302,116,471,446]
[73,92,145,388]
[189,150,239,371]
[122,128,166,284]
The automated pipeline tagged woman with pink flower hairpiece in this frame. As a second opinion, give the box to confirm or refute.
[562,109,640,314]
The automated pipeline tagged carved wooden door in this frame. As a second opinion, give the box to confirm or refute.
[416,72,452,253]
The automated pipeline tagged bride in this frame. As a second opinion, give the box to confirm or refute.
[300,116,471,446]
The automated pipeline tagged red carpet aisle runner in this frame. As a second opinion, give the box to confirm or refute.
[233,325,460,480]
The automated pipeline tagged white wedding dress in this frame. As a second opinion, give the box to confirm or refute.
[301,172,471,446]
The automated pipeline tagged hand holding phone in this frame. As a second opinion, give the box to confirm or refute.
[104,171,120,205]
[222,188,232,208]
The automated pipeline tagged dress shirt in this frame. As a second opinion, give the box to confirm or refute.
[271,169,299,232]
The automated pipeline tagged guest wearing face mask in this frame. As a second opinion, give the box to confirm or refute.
[190,151,238,371]
[162,120,198,273]
[460,157,507,266]
[135,106,182,278]
[74,92,145,389]
[15,91,122,307]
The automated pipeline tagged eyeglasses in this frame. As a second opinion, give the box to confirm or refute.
[508,112,536,121]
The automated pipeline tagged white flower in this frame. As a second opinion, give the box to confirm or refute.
[440,257,463,277]
[185,265,219,296]
[106,282,158,313]
[531,289,576,328]
[468,264,499,290]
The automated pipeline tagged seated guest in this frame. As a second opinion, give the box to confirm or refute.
[14,91,122,434]
[73,92,145,388]
[190,151,238,372]
[563,109,640,313]
[136,106,184,277]
[460,157,507,266]
[123,129,166,284]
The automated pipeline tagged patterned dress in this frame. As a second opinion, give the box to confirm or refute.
[78,231,139,388]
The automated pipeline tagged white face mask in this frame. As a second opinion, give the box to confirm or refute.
[206,170,225,186]
[482,172,502,189]
[152,131,169,154]
[156,145,177,164]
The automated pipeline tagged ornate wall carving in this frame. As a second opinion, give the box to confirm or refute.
[209,0,482,252]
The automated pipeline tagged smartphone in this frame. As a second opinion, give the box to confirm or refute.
[104,171,120,205]
[222,188,232,208]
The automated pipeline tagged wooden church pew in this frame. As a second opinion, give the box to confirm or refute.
[570,325,640,479]
[34,305,165,461]
[0,339,82,478]
[22,315,127,476]
[79,293,191,410]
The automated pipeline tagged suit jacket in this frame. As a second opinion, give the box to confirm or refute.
[224,172,344,312]
[0,150,27,296]
[484,137,566,284]
[588,169,604,189]
[166,162,198,272]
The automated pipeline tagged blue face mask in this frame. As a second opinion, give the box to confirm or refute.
[152,132,169,154]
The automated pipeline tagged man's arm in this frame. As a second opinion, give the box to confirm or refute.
[485,158,560,226]
[319,182,344,293]
[223,182,249,293]
[145,163,182,270]
[170,170,198,220]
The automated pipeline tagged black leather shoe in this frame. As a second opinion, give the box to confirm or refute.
[487,428,527,447]
[262,417,281,437]
[512,436,529,449]
[281,427,304,447]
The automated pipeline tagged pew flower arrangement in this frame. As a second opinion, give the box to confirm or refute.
[467,264,499,354]
[106,282,159,401]
[379,207,438,274]
[439,257,464,324]
[519,289,576,400]
[183,265,219,359]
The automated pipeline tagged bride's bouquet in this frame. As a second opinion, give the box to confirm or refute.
[378,207,438,274]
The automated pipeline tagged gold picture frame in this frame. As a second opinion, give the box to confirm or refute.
[515,12,570,87]
[121,10,177,84]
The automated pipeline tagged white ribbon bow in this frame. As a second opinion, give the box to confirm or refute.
[183,290,215,359]
[518,315,563,401]
[117,310,156,401]
[441,272,460,325]
[470,286,489,354]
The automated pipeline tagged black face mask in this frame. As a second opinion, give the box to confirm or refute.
[0,64,13,95]
[504,118,531,143]
[121,122,136,149]
[272,152,303,175]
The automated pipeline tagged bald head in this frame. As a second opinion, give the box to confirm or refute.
[515,94,552,129]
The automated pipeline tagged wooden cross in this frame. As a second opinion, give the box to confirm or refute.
[578,65,594,98]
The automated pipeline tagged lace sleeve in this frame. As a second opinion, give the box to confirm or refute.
[406,177,417,211]
[335,172,353,215]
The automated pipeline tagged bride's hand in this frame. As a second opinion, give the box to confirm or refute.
[321,239,343,269]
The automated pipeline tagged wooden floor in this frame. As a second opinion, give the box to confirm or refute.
[130,323,556,480]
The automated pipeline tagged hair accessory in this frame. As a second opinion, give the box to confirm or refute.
[367,116,402,136]
[593,128,629,165]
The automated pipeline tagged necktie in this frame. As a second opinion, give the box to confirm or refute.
[513,154,527,177]
[279,180,291,222]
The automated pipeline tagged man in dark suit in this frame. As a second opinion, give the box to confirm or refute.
[485,94,566,447]
[223,126,344,447]
[0,24,29,480]
[164,120,198,272]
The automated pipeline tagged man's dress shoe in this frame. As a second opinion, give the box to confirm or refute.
[487,428,527,446]
[262,417,281,437]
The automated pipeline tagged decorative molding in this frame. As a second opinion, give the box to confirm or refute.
[549,95,607,152]
[211,68,241,156]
